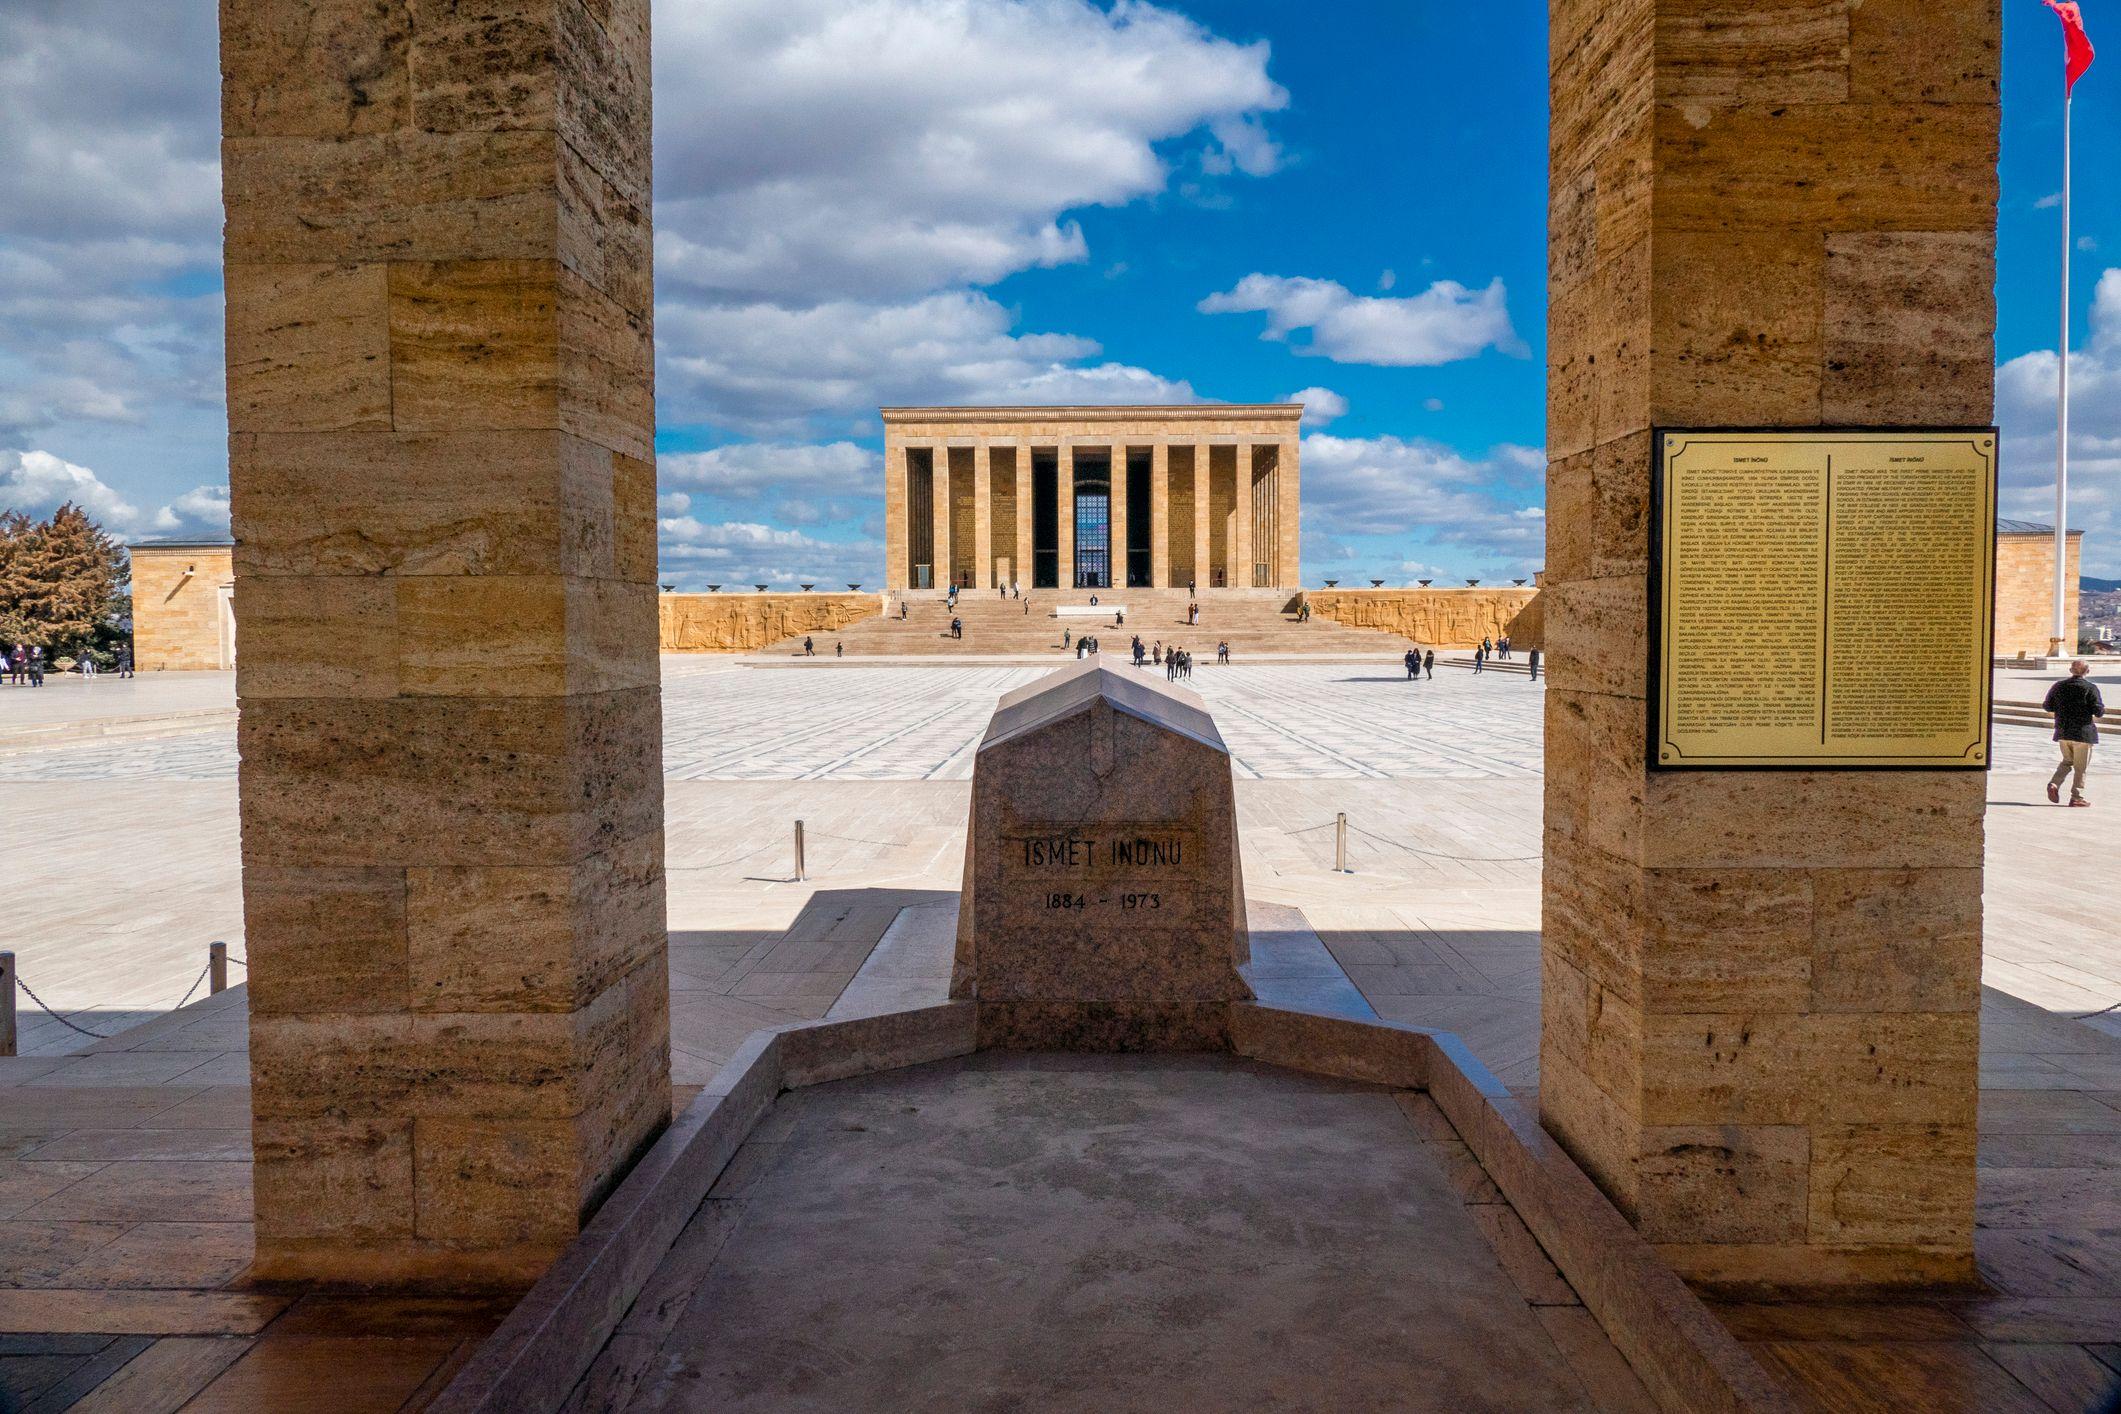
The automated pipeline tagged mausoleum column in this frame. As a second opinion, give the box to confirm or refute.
[1192,442,1213,591]
[885,440,910,589]
[931,447,953,591]
[1234,444,1255,590]
[1279,438,1301,588]
[222,0,669,1284]
[1149,443,1172,587]
[1058,444,1076,590]
[973,444,994,590]
[1540,0,1997,1288]
[1109,444,1129,590]
[1015,443,1034,592]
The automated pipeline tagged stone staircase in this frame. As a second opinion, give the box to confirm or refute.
[758,588,1420,659]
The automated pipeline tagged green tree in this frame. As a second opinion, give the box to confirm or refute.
[0,504,129,663]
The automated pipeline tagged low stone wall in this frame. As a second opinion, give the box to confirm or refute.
[1305,587,1542,650]
[659,593,880,653]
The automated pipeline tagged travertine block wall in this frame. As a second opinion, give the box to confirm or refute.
[659,593,879,652]
[1306,588,1541,649]
[1542,0,1996,1288]
[131,545,235,670]
[1994,530,2082,656]
[223,0,669,1284]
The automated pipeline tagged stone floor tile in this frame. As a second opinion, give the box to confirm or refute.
[0,1224,131,1288]
[1748,1339,2050,1413]
[0,1162,106,1220]
[18,1161,252,1224]
[22,1128,251,1163]
[177,1334,464,1414]
[1980,1340,2121,1413]
[1710,1301,1978,1343]
[43,1222,253,1291]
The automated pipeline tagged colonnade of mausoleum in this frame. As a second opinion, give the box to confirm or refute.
[882,405,1302,593]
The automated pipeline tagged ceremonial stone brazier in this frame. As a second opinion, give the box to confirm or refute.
[953,660,1252,1048]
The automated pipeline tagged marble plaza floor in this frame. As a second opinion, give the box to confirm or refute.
[0,660,2118,1408]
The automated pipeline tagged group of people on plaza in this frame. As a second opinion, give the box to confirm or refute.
[1469,635,1539,679]
[5,643,131,685]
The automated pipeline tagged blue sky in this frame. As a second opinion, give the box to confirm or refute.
[0,0,2117,582]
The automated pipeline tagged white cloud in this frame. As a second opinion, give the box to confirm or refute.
[1423,397,1445,412]
[655,0,1285,304]
[2037,192,2064,210]
[1199,273,1526,366]
[0,449,227,542]
[655,516,882,589]
[1998,267,2121,575]
[660,291,1195,436]
[1299,433,1546,570]
[1286,387,1347,427]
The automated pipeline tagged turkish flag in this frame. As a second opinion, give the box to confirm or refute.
[2046,0,2096,93]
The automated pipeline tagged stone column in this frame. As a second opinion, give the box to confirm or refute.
[1279,438,1302,588]
[973,444,994,590]
[1234,444,1255,591]
[1540,0,1996,1289]
[1108,444,1129,590]
[1057,443,1075,590]
[1015,444,1035,592]
[222,0,669,1284]
[931,447,952,591]
[885,435,909,590]
[1192,443,1213,593]
[1149,442,1171,588]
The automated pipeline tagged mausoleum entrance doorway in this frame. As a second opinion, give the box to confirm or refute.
[1073,464,1111,588]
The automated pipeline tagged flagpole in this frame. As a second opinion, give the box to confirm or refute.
[2054,88,2072,658]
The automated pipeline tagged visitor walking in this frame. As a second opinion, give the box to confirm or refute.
[1024,598,1030,615]
[1481,636,1494,658]
[1499,634,1511,660]
[1527,647,1541,681]
[951,616,963,640]
[117,645,133,678]
[803,637,815,656]
[1405,649,1420,681]
[1153,642,1162,666]
[1217,641,1229,664]
[27,647,43,686]
[1075,638,1085,660]
[1424,649,1435,680]
[1115,609,1124,627]
[2044,660,2104,807]
[1063,628,1071,651]
[1473,644,1486,674]
[835,642,843,658]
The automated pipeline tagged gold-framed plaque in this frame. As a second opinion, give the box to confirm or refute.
[1650,428,1996,770]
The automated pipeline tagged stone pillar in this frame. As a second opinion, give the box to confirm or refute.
[1015,443,1035,592]
[1058,443,1075,590]
[1150,442,1171,588]
[1279,438,1302,588]
[973,444,994,590]
[1540,0,1996,1289]
[885,438,910,590]
[931,447,953,592]
[222,0,669,1285]
[1192,443,1212,593]
[1234,445,1255,591]
[1109,444,1129,590]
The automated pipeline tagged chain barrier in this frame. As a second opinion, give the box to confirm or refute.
[170,961,215,1013]
[11,973,118,1040]
[1282,817,1542,866]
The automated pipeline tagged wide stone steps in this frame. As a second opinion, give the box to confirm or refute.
[760,589,1419,658]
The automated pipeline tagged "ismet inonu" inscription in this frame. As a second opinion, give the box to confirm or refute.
[1004,826,1192,875]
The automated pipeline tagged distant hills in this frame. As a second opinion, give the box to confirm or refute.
[2087,577,2121,593]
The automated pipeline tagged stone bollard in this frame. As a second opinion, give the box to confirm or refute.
[209,941,228,996]
[0,953,14,1057]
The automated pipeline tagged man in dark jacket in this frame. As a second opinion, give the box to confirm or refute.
[2044,660,2104,807]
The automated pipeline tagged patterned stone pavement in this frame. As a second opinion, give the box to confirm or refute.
[0,658,2070,782]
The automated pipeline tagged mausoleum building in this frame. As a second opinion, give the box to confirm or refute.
[882,405,1301,592]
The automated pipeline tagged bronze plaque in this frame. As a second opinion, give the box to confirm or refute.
[1650,429,1996,770]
